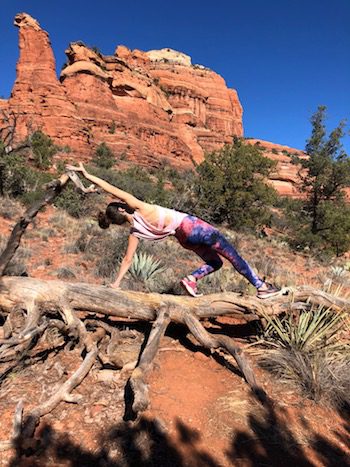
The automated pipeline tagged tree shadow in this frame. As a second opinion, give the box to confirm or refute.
[227,391,350,467]
[9,416,220,467]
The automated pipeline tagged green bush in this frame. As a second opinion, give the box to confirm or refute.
[54,186,87,218]
[92,142,115,169]
[195,139,277,230]
[30,130,57,169]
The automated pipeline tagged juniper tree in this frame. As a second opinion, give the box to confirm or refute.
[293,106,350,255]
[195,138,277,230]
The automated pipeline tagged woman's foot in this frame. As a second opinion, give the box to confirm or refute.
[180,277,203,297]
[257,282,281,299]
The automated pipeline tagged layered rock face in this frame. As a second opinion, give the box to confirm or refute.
[245,139,307,198]
[2,13,308,198]
[5,13,243,168]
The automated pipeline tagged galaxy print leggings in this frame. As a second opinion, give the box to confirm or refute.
[174,215,264,288]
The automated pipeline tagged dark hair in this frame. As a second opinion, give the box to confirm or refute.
[98,202,134,229]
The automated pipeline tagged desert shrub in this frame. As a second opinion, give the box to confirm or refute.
[195,139,277,230]
[259,305,350,407]
[199,267,248,295]
[54,186,86,218]
[251,254,281,283]
[109,121,116,134]
[92,142,115,169]
[55,267,77,279]
[129,252,166,281]
[0,151,28,197]
[64,220,102,254]
[0,145,54,202]
[146,268,183,294]
[92,230,129,279]
[30,130,57,169]
[53,186,104,219]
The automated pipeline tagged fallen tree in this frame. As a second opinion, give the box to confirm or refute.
[0,172,349,450]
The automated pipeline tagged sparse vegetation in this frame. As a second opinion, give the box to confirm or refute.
[109,121,116,134]
[259,304,350,408]
[30,130,57,169]
[92,142,115,169]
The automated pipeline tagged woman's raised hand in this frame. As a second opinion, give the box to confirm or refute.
[66,162,87,176]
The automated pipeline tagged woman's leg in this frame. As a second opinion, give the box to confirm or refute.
[186,245,223,280]
[209,232,264,288]
[175,216,264,288]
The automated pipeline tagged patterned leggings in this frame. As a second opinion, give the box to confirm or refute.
[174,216,264,288]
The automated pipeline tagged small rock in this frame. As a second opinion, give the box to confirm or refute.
[96,369,120,383]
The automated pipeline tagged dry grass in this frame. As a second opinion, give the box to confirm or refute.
[0,196,24,220]
[258,303,350,409]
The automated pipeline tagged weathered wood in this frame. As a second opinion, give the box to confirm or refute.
[21,327,105,438]
[129,305,171,413]
[0,277,348,325]
[0,276,282,321]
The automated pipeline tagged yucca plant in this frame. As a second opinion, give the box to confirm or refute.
[261,305,347,353]
[129,252,166,281]
[259,305,350,407]
[330,266,347,278]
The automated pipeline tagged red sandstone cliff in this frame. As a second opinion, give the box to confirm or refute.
[5,13,243,169]
[2,13,308,198]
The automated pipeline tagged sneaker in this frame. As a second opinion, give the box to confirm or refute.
[257,283,282,299]
[180,277,203,297]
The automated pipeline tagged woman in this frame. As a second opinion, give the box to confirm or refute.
[66,163,281,299]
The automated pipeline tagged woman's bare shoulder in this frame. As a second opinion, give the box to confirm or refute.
[136,203,160,221]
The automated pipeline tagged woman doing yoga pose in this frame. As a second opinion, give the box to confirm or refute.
[67,163,281,299]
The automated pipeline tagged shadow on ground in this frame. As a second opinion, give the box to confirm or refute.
[9,392,350,467]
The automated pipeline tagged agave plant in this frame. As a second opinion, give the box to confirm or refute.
[129,251,166,281]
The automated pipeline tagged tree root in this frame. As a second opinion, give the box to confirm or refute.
[129,305,171,414]
[21,327,105,439]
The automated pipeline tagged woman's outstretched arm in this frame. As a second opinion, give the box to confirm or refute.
[66,163,143,210]
[110,234,139,288]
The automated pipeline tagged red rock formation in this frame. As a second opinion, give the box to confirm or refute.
[8,13,85,150]
[4,13,243,168]
[245,139,307,198]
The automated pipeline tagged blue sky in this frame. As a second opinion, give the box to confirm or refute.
[1,0,349,152]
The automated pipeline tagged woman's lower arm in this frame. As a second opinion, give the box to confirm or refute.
[112,258,132,286]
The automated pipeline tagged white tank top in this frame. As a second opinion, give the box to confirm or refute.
[131,206,187,241]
